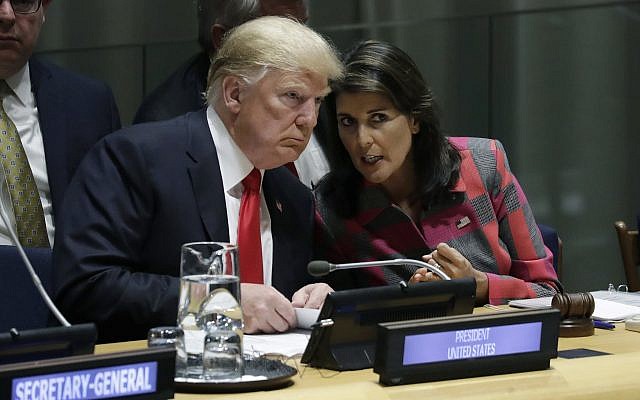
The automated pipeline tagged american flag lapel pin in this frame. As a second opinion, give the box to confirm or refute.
[276,200,283,213]
[456,216,471,229]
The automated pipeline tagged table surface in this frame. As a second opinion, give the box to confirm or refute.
[95,308,640,399]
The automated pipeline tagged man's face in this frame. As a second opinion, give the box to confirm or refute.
[229,69,328,169]
[260,0,308,24]
[0,0,47,79]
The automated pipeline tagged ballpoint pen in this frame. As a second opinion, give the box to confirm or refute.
[309,319,334,329]
[593,320,615,330]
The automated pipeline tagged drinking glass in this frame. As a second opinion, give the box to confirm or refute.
[147,326,187,378]
[177,242,243,379]
[203,325,243,380]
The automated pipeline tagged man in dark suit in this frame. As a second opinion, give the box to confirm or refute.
[0,0,120,247]
[53,16,343,342]
[133,0,308,124]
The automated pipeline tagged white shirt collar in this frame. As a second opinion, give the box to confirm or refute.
[206,106,263,197]
[4,63,31,107]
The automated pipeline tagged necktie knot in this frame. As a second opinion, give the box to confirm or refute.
[243,168,261,192]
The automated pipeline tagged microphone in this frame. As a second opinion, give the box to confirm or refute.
[308,259,451,280]
[0,176,69,327]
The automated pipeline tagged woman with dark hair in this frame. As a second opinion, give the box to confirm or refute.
[314,40,561,305]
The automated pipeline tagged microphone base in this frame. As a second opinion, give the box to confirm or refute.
[0,323,97,365]
[302,278,476,371]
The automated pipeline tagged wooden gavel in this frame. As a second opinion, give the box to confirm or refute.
[551,292,595,337]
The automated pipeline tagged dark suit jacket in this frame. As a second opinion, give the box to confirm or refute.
[133,52,209,124]
[53,110,315,342]
[30,57,121,221]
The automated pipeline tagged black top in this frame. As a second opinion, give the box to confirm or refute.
[133,52,210,124]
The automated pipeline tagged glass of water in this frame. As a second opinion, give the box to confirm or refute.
[203,325,243,380]
[147,326,187,378]
[178,242,243,380]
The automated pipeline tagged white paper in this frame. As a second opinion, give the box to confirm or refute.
[294,307,320,329]
[508,297,553,309]
[591,290,640,307]
[591,298,640,321]
[243,329,311,358]
[508,294,640,322]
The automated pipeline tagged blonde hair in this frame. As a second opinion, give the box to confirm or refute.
[206,15,343,104]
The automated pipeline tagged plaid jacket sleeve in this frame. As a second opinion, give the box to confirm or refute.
[475,139,561,304]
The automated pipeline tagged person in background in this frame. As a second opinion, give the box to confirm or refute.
[134,0,308,124]
[54,16,343,342]
[0,0,120,248]
[134,0,329,188]
[314,40,561,305]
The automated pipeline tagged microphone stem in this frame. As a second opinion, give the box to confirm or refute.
[334,258,451,280]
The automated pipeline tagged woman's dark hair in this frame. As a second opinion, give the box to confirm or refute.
[318,40,460,217]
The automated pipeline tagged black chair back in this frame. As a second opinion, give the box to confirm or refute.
[0,245,53,332]
[538,223,562,278]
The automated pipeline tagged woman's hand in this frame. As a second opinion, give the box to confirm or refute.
[410,243,488,303]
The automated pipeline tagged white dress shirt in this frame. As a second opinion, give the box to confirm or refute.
[206,107,273,285]
[294,132,330,189]
[0,63,54,246]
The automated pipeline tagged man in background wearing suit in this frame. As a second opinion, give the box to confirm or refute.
[54,16,343,342]
[134,0,308,124]
[0,0,120,248]
[134,0,330,188]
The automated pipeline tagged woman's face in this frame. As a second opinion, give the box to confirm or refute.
[336,91,419,191]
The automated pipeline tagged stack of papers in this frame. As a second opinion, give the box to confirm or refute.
[242,308,320,357]
[244,330,311,358]
[508,292,640,322]
[591,290,640,307]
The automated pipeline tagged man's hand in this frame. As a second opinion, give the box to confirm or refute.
[241,283,296,333]
[291,283,333,309]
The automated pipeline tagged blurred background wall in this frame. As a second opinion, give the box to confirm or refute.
[36,0,640,292]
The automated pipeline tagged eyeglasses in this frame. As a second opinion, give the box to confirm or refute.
[4,0,42,14]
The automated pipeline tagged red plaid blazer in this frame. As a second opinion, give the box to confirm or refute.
[314,137,561,304]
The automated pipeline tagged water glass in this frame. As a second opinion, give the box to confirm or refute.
[203,326,244,380]
[177,242,243,379]
[147,326,187,378]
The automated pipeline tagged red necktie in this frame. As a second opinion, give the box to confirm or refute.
[238,168,263,283]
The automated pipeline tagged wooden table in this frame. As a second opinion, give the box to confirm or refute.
[96,310,640,399]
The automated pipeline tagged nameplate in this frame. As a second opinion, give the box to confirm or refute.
[374,308,560,385]
[0,347,175,400]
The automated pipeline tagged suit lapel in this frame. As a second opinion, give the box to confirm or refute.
[185,111,229,241]
[263,171,286,272]
[262,168,312,296]
[29,58,69,214]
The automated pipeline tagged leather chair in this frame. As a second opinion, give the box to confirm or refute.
[0,245,53,332]
[614,221,639,292]
[538,223,563,279]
